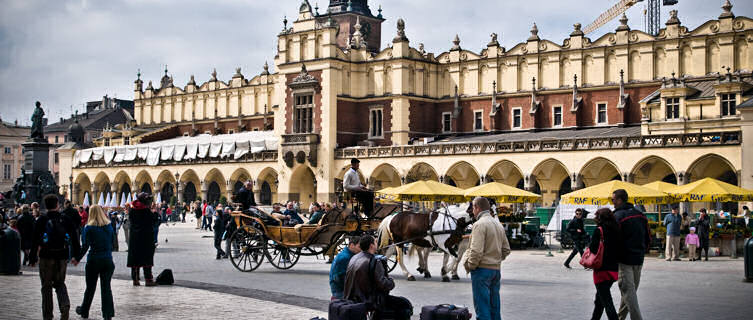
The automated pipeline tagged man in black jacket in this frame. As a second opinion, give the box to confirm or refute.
[234,181,257,211]
[612,189,649,320]
[30,195,81,320]
[564,208,587,268]
[61,200,80,242]
[344,235,395,310]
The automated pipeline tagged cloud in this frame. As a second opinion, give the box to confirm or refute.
[0,0,749,125]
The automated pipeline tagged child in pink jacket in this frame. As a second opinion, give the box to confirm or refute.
[685,227,700,261]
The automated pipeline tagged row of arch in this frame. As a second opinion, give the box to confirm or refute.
[73,167,280,206]
[343,154,738,206]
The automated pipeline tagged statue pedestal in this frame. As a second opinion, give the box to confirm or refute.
[16,140,58,204]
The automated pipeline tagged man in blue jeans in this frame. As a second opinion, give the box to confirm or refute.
[463,197,511,320]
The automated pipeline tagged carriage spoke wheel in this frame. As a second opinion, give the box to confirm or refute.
[265,241,301,270]
[385,255,398,273]
[229,228,265,272]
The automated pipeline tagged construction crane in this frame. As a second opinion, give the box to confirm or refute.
[583,0,678,36]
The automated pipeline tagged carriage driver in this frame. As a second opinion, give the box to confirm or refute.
[343,158,374,216]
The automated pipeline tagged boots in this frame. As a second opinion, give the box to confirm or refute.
[145,279,157,287]
[133,279,140,286]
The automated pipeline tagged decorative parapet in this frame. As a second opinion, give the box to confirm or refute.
[335,131,741,159]
[281,133,320,167]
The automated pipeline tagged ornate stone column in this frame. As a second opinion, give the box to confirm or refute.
[677,171,689,215]
[225,180,234,204]
[176,181,184,203]
[200,180,208,203]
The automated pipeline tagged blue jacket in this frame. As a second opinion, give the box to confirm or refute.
[283,209,304,225]
[329,247,356,299]
[664,213,682,236]
[76,225,114,261]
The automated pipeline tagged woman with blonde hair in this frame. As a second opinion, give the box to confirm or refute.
[72,205,115,319]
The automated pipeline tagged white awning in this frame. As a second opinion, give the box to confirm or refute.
[73,131,278,167]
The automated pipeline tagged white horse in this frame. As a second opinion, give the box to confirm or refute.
[377,204,472,282]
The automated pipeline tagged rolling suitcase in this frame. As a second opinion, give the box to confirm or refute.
[0,228,21,275]
[328,299,368,320]
[420,304,472,320]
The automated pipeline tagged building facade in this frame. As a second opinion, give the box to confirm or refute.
[61,0,753,212]
[0,120,30,193]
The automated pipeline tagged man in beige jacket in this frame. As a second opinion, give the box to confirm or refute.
[463,197,510,320]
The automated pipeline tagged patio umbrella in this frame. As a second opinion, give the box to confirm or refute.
[120,192,126,207]
[98,192,105,207]
[382,180,466,202]
[82,192,90,207]
[126,193,132,204]
[110,193,118,208]
[156,192,162,204]
[560,180,672,206]
[464,182,542,203]
[105,192,111,208]
[642,181,679,194]
[667,177,753,202]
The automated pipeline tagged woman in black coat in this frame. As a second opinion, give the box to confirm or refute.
[589,208,620,320]
[127,193,157,286]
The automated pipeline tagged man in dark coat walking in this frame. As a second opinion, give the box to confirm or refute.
[564,208,587,268]
[696,208,711,261]
[127,193,157,286]
[612,189,649,320]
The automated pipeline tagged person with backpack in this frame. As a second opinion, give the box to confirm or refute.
[127,192,158,287]
[611,189,649,320]
[343,235,397,317]
[588,208,620,320]
[73,205,115,320]
[29,195,81,320]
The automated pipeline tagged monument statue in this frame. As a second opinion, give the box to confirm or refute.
[30,101,45,141]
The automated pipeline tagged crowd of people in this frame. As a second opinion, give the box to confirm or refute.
[0,192,167,320]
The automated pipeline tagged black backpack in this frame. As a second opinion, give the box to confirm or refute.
[44,215,70,254]
[156,269,174,285]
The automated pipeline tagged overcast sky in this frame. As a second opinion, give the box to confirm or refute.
[0,0,749,126]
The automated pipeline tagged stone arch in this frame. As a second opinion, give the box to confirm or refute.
[736,38,749,71]
[257,167,279,205]
[204,168,226,204]
[367,68,375,96]
[707,40,721,74]
[686,154,736,183]
[579,157,622,187]
[629,50,641,81]
[630,156,677,185]
[368,163,401,190]
[487,160,525,187]
[605,50,618,83]
[93,172,112,202]
[74,173,92,205]
[112,171,132,197]
[384,65,392,94]
[406,162,439,183]
[686,154,739,213]
[134,170,154,194]
[583,55,594,85]
[229,168,253,194]
[290,165,317,210]
[560,58,571,87]
[444,161,480,188]
[531,158,570,205]
[518,58,528,90]
[680,44,693,76]
[156,170,177,204]
[654,47,667,79]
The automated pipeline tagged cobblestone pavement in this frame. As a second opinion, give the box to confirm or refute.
[0,270,326,320]
[4,221,752,320]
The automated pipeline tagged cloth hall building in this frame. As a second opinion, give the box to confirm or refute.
[59,0,753,212]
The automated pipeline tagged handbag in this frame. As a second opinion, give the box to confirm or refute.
[579,226,604,269]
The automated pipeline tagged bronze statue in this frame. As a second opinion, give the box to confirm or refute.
[30,101,45,141]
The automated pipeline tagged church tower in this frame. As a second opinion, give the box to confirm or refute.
[324,0,384,52]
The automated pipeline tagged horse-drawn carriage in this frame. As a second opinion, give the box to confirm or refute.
[228,202,400,272]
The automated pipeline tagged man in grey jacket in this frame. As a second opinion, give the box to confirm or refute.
[663,206,683,261]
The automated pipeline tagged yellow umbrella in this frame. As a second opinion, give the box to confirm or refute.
[667,177,753,202]
[375,186,398,200]
[464,182,542,203]
[642,181,679,194]
[387,180,467,202]
[560,180,673,206]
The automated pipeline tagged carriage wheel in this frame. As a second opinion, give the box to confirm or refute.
[229,227,265,272]
[385,254,398,273]
[265,241,301,270]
